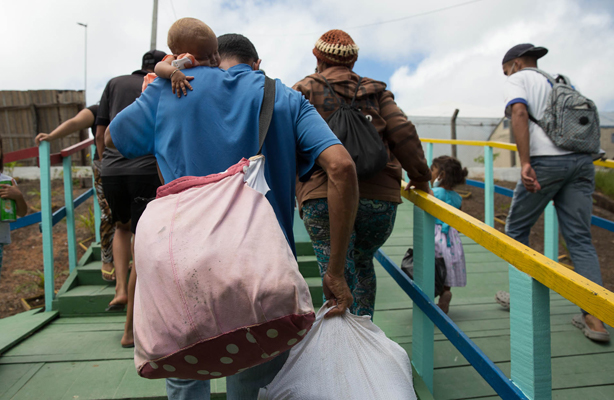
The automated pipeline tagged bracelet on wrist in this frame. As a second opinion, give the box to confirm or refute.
[169,69,180,79]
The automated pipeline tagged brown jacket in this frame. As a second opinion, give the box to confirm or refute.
[293,66,431,208]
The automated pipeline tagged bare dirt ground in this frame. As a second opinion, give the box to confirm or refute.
[0,179,95,318]
[458,181,614,293]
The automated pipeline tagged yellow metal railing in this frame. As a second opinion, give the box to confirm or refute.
[404,138,613,398]
[420,138,614,169]
[420,138,518,152]
[401,183,614,326]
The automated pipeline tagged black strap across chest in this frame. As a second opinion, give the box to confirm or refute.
[257,76,276,155]
[320,74,363,108]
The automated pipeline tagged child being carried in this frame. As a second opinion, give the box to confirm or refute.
[141,17,221,96]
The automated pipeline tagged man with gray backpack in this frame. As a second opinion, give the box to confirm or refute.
[494,43,609,342]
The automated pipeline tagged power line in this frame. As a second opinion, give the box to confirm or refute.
[343,0,488,31]
[169,0,178,20]
[247,0,490,37]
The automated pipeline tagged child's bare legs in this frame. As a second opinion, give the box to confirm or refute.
[109,222,132,307]
[438,286,452,314]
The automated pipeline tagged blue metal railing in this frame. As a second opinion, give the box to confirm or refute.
[6,140,100,311]
[375,249,529,400]
[9,189,94,231]
[414,141,614,400]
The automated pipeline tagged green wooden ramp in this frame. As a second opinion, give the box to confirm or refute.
[1,202,612,399]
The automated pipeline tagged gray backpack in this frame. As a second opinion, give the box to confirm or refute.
[524,68,600,154]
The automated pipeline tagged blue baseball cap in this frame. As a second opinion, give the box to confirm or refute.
[502,43,548,64]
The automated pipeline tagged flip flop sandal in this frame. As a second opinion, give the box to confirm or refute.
[572,314,611,343]
[101,267,115,282]
[122,343,135,349]
[495,291,510,310]
[105,303,126,312]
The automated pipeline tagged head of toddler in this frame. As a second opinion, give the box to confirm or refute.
[430,156,468,190]
[167,18,220,67]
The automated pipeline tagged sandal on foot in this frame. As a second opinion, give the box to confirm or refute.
[105,303,126,312]
[101,267,115,282]
[495,290,510,310]
[122,342,135,348]
[438,291,452,314]
[572,314,610,343]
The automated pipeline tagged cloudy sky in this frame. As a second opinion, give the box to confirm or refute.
[2,0,613,119]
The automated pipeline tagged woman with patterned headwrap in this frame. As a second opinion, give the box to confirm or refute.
[294,29,432,318]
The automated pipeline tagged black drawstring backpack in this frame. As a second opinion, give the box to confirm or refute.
[401,248,447,297]
[320,75,389,180]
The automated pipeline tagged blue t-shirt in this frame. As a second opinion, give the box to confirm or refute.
[109,64,340,254]
[432,187,462,236]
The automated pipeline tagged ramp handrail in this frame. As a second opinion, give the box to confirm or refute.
[420,138,614,169]
[404,185,614,323]
[36,139,101,311]
[421,138,613,260]
[396,137,614,399]
[385,184,614,399]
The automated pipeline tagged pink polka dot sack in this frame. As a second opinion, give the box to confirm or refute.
[133,155,315,380]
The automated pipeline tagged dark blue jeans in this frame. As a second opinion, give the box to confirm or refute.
[166,352,288,400]
[506,154,603,305]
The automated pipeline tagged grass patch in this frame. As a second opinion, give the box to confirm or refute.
[595,169,614,199]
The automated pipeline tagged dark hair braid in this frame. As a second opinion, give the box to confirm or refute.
[431,155,468,189]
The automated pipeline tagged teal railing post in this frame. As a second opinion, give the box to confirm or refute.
[63,154,77,272]
[39,142,55,311]
[91,145,101,243]
[426,142,433,167]
[544,202,558,261]
[413,204,435,393]
[484,145,494,227]
[509,265,552,399]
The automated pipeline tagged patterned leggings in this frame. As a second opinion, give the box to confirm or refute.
[302,198,397,318]
[92,161,115,264]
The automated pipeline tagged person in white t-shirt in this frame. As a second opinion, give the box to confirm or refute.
[0,142,28,285]
[495,43,610,343]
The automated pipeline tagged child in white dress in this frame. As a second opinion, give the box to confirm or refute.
[430,156,468,314]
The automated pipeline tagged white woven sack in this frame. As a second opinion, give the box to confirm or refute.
[258,302,417,400]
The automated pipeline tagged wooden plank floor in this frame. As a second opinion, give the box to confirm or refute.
[373,201,614,400]
[1,201,613,399]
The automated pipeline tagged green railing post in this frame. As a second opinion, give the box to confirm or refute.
[91,145,101,243]
[544,202,558,261]
[413,205,435,393]
[39,142,55,311]
[509,265,552,399]
[63,155,77,272]
[484,145,494,227]
[426,142,433,167]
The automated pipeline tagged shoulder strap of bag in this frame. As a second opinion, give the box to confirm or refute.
[350,76,363,107]
[319,74,343,106]
[528,113,539,124]
[257,76,276,155]
[523,67,558,87]
[520,68,556,125]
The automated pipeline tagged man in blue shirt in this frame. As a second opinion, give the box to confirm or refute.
[106,31,358,399]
